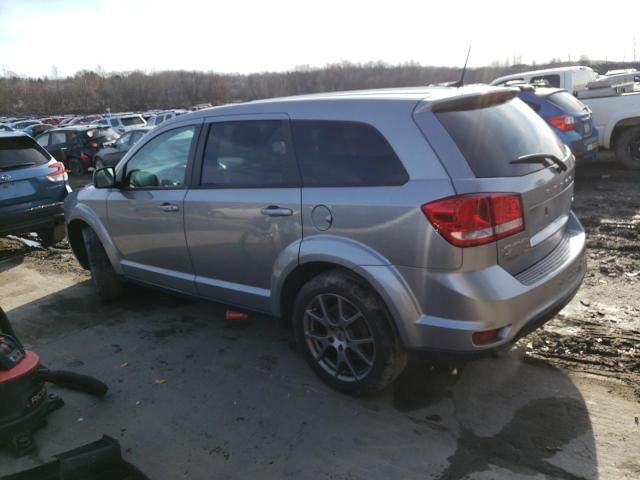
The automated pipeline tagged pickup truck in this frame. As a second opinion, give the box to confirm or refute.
[491,66,640,169]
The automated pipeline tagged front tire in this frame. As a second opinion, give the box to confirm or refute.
[614,126,640,170]
[293,269,407,395]
[82,227,124,301]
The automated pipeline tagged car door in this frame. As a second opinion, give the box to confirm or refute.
[38,131,67,163]
[107,123,201,294]
[184,115,302,312]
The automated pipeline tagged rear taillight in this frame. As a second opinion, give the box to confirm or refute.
[547,115,575,132]
[422,194,525,247]
[47,161,67,181]
[80,152,90,162]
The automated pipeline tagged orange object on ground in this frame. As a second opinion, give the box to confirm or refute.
[226,309,249,321]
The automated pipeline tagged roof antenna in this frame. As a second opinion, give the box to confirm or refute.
[451,46,472,88]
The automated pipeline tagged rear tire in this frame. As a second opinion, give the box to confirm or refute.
[614,126,640,170]
[82,227,124,301]
[69,157,85,176]
[37,225,66,247]
[292,269,407,395]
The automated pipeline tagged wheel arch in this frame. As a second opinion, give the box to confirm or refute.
[65,204,123,274]
[608,116,640,149]
[272,235,421,347]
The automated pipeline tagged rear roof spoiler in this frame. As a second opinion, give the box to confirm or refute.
[420,90,517,113]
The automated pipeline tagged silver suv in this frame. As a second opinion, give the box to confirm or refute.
[65,86,586,394]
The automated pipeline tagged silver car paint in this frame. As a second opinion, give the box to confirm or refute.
[65,86,587,352]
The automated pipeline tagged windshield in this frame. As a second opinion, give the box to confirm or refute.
[435,98,567,177]
[0,136,50,170]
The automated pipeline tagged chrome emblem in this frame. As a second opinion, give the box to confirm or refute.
[0,174,11,182]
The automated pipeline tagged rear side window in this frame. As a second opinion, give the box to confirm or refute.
[121,116,145,126]
[50,131,66,145]
[435,98,566,178]
[0,136,50,169]
[291,120,408,187]
[530,74,561,88]
[547,91,587,114]
[201,120,298,187]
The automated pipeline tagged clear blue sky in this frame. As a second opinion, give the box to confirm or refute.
[0,0,638,77]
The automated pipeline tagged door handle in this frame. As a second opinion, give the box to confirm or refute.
[159,203,179,212]
[260,206,293,217]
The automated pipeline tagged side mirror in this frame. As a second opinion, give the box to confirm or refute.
[94,167,116,188]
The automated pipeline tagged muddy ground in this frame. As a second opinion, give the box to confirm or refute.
[0,160,638,479]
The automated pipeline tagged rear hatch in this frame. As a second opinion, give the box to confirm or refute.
[0,135,65,212]
[545,90,595,139]
[415,90,575,275]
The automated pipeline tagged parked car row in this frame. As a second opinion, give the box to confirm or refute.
[492,65,640,169]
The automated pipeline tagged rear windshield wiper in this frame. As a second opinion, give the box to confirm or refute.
[0,162,37,171]
[509,153,568,172]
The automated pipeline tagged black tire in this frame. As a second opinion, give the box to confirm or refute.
[37,226,66,247]
[292,269,407,395]
[614,126,640,170]
[68,157,85,176]
[82,227,124,301]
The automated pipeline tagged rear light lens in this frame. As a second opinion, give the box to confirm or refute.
[47,161,68,181]
[422,194,525,247]
[80,152,90,162]
[547,115,575,132]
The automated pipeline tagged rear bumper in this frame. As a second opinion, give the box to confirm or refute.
[0,202,65,236]
[370,212,586,351]
[569,131,599,160]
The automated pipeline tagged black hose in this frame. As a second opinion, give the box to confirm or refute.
[37,368,109,398]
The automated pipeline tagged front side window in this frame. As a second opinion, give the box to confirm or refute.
[201,120,298,187]
[124,126,196,189]
[291,120,408,187]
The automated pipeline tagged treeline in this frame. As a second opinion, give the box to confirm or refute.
[1,60,638,115]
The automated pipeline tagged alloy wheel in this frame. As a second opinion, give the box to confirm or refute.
[303,294,376,382]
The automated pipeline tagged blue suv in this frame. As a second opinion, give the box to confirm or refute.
[0,132,70,245]
[514,85,599,161]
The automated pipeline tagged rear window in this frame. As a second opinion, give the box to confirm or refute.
[547,91,587,114]
[435,98,566,178]
[291,120,408,187]
[121,116,145,126]
[0,136,50,170]
[86,127,119,142]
